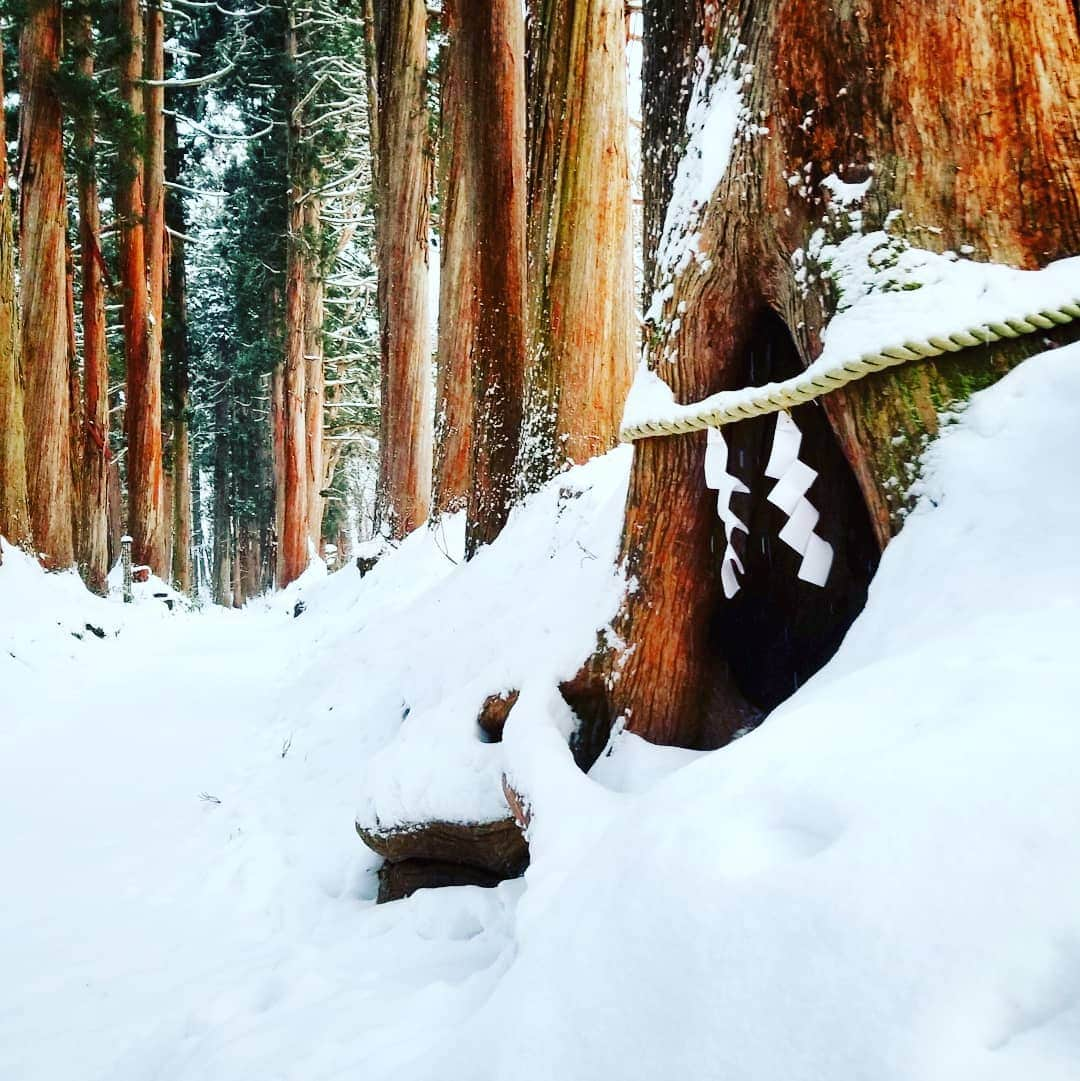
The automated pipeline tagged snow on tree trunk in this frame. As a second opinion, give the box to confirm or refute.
[521,0,634,485]
[604,0,1080,749]
[119,0,166,575]
[18,0,74,570]
[373,0,433,540]
[0,45,29,557]
[73,13,110,596]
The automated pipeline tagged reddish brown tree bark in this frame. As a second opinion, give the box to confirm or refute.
[373,0,433,539]
[119,0,167,574]
[165,113,193,593]
[604,0,1080,749]
[522,0,634,483]
[304,193,328,552]
[18,0,74,569]
[144,0,167,365]
[432,4,477,516]
[0,45,29,555]
[73,13,111,594]
[279,8,311,586]
[454,0,528,555]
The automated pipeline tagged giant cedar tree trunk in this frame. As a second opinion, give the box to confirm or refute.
[522,0,634,483]
[605,0,1080,749]
[0,46,29,554]
[279,8,311,586]
[119,0,166,573]
[432,4,477,516]
[373,0,433,539]
[74,13,110,595]
[435,0,528,554]
[19,0,74,569]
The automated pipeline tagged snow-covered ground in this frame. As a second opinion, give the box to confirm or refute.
[3,343,1080,1080]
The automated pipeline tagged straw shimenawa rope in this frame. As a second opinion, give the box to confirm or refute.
[620,298,1080,442]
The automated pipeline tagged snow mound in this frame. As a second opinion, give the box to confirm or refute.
[427,340,1080,1081]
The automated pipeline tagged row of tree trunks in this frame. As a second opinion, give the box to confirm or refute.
[522,0,634,484]
[0,46,29,556]
[373,0,433,540]
[602,0,1080,750]
[18,0,73,570]
[433,0,633,548]
[119,0,166,575]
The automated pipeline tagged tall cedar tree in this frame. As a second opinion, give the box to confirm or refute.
[372,0,432,539]
[19,0,74,568]
[0,42,29,554]
[435,0,528,555]
[72,11,111,594]
[119,0,166,572]
[279,5,311,585]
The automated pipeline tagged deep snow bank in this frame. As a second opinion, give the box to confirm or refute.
[418,341,1080,1080]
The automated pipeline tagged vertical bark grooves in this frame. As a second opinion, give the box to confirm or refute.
[120,0,166,573]
[524,0,634,480]
[0,45,29,552]
[461,0,528,555]
[432,4,477,515]
[374,0,433,539]
[279,7,311,586]
[304,193,327,553]
[165,113,193,593]
[74,13,110,594]
[19,0,74,568]
[607,0,1080,748]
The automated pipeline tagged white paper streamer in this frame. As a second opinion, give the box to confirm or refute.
[765,412,834,588]
[704,428,749,598]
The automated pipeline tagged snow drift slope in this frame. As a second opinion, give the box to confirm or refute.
[429,341,1080,1081]
[2,342,1080,1081]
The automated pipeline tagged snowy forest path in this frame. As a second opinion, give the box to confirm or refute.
[0,597,513,1081]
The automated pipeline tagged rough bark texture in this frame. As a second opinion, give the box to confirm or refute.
[119,0,167,574]
[271,363,286,585]
[432,7,477,515]
[279,9,311,587]
[458,0,528,556]
[373,0,433,539]
[145,0,166,337]
[18,0,74,569]
[74,14,110,594]
[606,0,1080,749]
[0,46,29,554]
[522,0,634,483]
[165,113,193,594]
[303,193,327,552]
[212,390,232,606]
